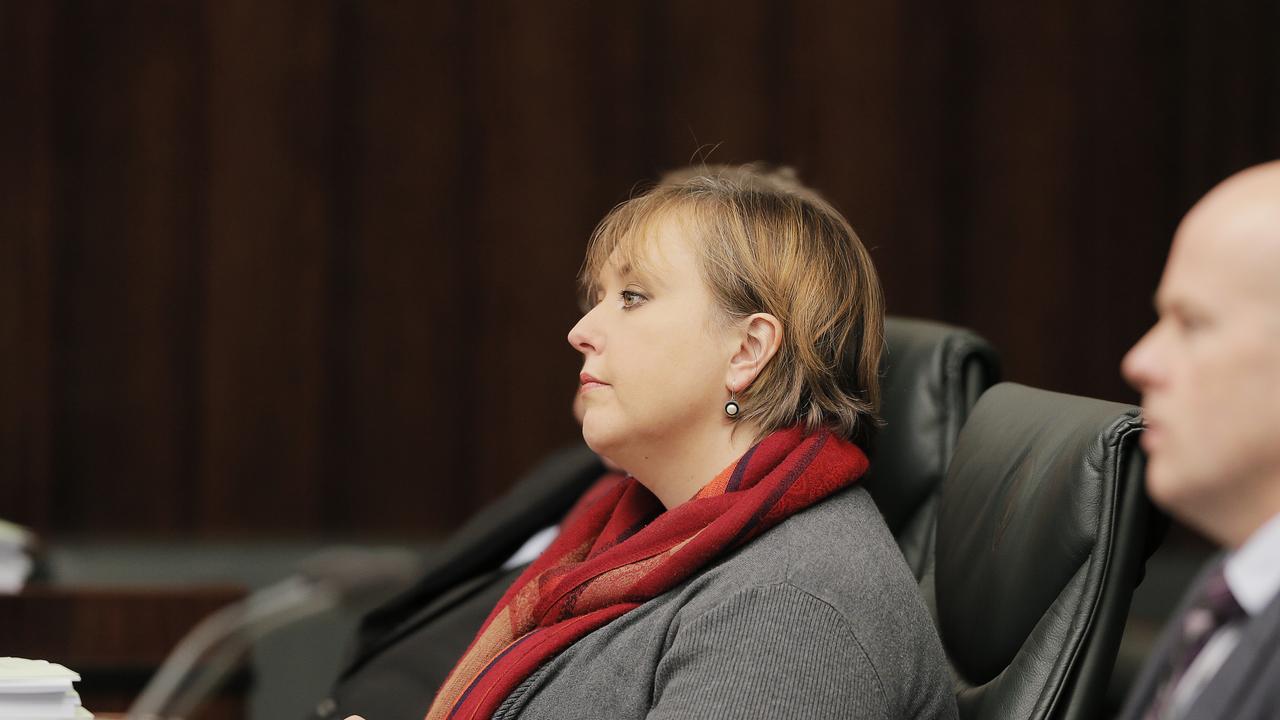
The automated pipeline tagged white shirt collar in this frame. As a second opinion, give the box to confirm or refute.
[1224,511,1280,616]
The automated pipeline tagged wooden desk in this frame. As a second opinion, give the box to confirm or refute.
[0,584,249,720]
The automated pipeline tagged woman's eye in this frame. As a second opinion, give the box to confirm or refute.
[620,290,647,309]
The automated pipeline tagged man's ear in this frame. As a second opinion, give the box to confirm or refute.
[726,313,783,392]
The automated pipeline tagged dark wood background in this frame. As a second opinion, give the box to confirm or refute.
[2,1,1277,538]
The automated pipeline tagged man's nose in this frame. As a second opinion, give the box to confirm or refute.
[1121,326,1160,392]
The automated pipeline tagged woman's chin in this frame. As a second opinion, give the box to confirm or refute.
[581,420,623,459]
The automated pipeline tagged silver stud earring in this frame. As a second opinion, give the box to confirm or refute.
[724,393,740,418]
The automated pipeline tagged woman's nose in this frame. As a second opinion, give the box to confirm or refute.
[568,309,601,354]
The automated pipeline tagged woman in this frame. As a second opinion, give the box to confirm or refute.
[358,165,956,719]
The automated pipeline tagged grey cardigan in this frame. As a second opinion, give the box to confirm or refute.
[492,485,958,719]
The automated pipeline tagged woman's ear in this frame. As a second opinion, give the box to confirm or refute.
[726,313,783,392]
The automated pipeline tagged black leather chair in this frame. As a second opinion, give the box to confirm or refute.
[930,383,1154,720]
[864,317,999,578]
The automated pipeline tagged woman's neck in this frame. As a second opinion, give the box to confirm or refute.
[627,420,762,509]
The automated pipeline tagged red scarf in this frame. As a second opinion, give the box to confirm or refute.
[426,425,868,720]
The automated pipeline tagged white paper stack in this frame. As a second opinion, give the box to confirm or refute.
[0,658,93,719]
[0,520,35,594]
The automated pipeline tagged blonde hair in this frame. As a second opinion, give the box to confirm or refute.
[579,163,885,448]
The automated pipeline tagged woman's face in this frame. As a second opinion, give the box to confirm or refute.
[568,213,737,467]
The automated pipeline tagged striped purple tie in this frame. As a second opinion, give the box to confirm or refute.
[1144,561,1246,719]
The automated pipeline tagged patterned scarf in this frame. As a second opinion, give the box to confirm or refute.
[426,425,868,720]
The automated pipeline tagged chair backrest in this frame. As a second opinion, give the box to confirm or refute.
[931,383,1152,720]
[862,317,999,578]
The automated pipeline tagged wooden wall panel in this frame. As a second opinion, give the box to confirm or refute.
[197,1,335,533]
[782,1,950,318]
[333,2,470,533]
[1177,1,1280,202]
[1,1,1277,537]
[658,1,781,162]
[950,3,1093,397]
[0,2,55,529]
[1070,3,1182,403]
[47,1,208,533]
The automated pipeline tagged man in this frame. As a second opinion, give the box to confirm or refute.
[1119,160,1280,719]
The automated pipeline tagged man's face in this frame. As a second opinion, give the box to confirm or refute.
[1122,195,1280,543]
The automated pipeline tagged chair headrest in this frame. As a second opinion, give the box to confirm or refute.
[862,317,999,534]
[935,383,1143,716]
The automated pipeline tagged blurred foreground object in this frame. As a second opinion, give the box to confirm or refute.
[0,657,93,718]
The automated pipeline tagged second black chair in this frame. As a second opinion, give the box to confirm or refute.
[930,383,1154,720]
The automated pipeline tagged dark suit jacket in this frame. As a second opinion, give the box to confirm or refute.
[1119,558,1280,720]
[313,445,604,720]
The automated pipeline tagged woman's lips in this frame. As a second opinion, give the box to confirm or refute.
[579,373,610,393]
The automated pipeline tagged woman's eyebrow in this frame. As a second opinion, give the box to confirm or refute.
[617,262,665,290]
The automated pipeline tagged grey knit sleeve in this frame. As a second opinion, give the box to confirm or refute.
[648,583,892,720]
